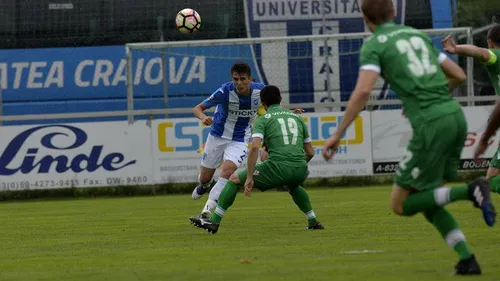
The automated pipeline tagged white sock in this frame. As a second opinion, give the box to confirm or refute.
[201,199,217,216]
[200,178,228,215]
[445,229,466,248]
[434,187,451,206]
[305,210,316,220]
[209,178,228,201]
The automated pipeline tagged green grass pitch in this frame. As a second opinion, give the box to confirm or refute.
[0,185,498,281]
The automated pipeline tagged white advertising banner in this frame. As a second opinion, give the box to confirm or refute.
[5,105,497,191]
[151,118,210,184]
[151,111,373,184]
[303,111,373,177]
[0,121,154,191]
[371,106,499,174]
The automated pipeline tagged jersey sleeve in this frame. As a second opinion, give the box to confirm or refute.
[299,118,311,143]
[202,87,226,109]
[359,41,381,73]
[486,49,500,66]
[252,117,266,140]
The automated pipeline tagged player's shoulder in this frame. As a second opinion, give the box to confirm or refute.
[218,81,235,93]
[373,24,423,42]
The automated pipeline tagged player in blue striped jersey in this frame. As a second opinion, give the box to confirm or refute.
[190,62,265,221]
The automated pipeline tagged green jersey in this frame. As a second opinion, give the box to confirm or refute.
[359,21,461,125]
[252,104,310,167]
[484,49,500,95]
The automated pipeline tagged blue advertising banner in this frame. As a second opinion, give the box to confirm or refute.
[0,45,260,102]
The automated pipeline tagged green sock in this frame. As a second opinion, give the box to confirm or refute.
[402,185,469,216]
[423,207,472,260]
[489,176,500,194]
[290,186,317,227]
[211,181,239,224]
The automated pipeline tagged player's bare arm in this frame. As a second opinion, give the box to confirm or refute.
[439,57,467,92]
[442,34,491,63]
[193,102,213,125]
[322,70,379,160]
[303,142,314,162]
[476,100,500,159]
[245,136,262,196]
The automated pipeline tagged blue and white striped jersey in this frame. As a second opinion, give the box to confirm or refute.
[202,81,265,143]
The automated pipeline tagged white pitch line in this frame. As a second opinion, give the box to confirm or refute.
[343,250,385,254]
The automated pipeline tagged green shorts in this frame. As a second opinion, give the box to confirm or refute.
[489,146,500,168]
[237,160,308,192]
[394,110,467,191]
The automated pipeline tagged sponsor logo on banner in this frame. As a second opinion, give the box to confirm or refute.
[371,107,499,174]
[152,112,372,183]
[243,0,405,106]
[303,112,372,177]
[152,118,208,183]
[0,125,135,175]
[156,120,211,152]
[0,121,153,190]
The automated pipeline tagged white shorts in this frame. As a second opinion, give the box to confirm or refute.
[201,134,248,169]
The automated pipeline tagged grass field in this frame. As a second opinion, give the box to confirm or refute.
[0,185,499,281]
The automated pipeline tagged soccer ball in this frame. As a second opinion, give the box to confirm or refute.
[175,8,201,33]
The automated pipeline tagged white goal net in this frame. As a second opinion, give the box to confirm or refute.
[125,27,473,121]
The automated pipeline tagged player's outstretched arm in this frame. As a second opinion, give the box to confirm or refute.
[193,102,213,126]
[440,57,467,92]
[442,34,491,63]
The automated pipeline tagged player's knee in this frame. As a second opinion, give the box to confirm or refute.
[220,162,237,179]
[228,172,240,184]
[198,173,213,185]
[220,169,234,179]
[391,183,409,216]
[391,201,404,216]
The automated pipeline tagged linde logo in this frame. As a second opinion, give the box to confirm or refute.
[0,125,136,175]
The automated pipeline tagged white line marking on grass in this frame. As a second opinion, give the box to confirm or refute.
[343,250,385,254]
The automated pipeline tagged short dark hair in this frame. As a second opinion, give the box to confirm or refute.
[260,85,282,107]
[361,0,395,25]
[488,24,500,47]
[231,62,252,77]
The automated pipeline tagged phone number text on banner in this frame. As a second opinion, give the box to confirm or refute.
[0,121,154,190]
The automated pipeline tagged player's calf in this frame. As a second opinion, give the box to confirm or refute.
[487,174,500,195]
